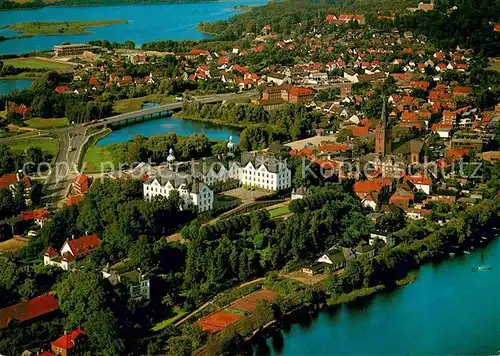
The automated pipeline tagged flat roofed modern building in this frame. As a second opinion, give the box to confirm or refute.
[54,44,91,56]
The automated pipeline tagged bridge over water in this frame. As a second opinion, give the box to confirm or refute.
[88,91,258,129]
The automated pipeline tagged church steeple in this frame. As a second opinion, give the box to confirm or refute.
[380,97,388,129]
[375,97,392,156]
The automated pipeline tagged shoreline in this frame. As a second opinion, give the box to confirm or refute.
[0,0,248,11]
[232,233,499,353]
[171,111,246,129]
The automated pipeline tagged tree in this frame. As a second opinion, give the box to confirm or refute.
[128,235,156,272]
[85,310,125,355]
[0,189,15,220]
[0,143,14,175]
[18,278,37,301]
[253,299,275,328]
[55,267,106,328]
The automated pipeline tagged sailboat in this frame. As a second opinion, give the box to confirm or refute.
[477,252,492,271]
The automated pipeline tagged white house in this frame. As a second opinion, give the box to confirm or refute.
[404,175,431,194]
[266,73,291,86]
[361,191,379,211]
[291,186,309,200]
[102,269,151,302]
[143,170,214,212]
[317,248,346,271]
[369,232,396,247]
[343,69,359,83]
[239,153,292,191]
[44,234,101,271]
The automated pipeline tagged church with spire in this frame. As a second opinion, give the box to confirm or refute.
[375,98,392,156]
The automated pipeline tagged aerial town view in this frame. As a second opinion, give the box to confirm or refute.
[0,0,499,354]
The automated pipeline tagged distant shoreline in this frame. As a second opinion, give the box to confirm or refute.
[6,20,129,37]
[0,0,244,11]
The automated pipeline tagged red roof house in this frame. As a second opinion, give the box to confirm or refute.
[65,195,84,206]
[19,208,50,227]
[0,173,32,191]
[0,295,59,329]
[353,178,392,198]
[51,329,88,355]
[55,85,71,94]
[73,174,89,195]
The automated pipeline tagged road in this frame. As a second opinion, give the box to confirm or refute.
[42,126,88,205]
[40,91,258,205]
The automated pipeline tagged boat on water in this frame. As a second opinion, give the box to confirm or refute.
[475,252,492,271]
[449,252,456,257]
[464,251,471,255]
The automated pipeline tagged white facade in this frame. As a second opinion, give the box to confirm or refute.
[240,161,291,191]
[414,183,431,195]
[143,176,214,212]
[436,128,452,138]
[143,155,292,213]
[369,232,396,247]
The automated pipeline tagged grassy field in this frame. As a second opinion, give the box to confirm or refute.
[8,20,128,36]
[7,137,59,155]
[269,205,290,218]
[0,238,28,254]
[151,307,188,332]
[25,117,68,129]
[0,72,45,80]
[4,58,75,70]
[113,94,176,114]
[488,58,500,73]
[83,142,127,173]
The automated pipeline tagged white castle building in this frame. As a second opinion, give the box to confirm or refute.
[143,170,214,212]
[143,152,292,212]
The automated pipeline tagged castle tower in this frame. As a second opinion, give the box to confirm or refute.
[375,98,392,156]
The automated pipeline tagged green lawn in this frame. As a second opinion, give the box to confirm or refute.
[8,20,128,36]
[151,307,188,332]
[269,205,291,218]
[7,137,59,155]
[0,72,45,80]
[83,143,127,173]
[4,58,75,70]
[25,117,68,129]
[113,94,176,114]
[488,58,500,73]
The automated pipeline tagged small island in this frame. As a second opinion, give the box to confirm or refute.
[7,20,128,36]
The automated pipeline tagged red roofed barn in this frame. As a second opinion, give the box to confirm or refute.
[0,295,59,329]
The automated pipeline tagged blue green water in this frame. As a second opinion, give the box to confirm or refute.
[0,1,267,55]
[258,237,500,355]
[96,116,241,146]
[0,79,33,95]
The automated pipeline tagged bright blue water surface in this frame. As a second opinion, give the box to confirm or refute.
[0,0,267,54]
[0,79,33,95]
[96,115,241,146]
[257,237,500,356]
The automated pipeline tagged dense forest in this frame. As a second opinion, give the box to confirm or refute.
[397,0,500,56]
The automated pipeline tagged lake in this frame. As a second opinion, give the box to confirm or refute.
[96,115,241,146]
[0,0,268,55]
[0,79,33,95]
[257,237,500,355]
